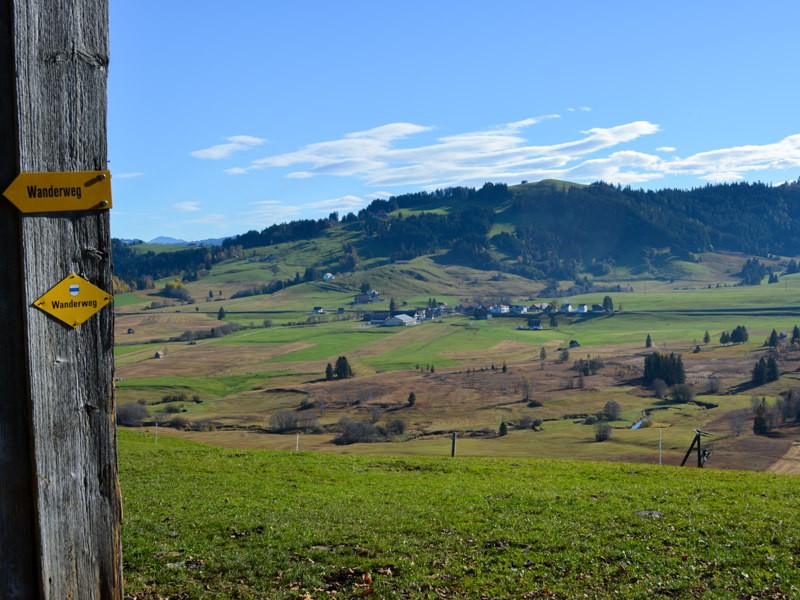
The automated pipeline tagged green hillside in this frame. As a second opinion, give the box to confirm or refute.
[114,179,800,293]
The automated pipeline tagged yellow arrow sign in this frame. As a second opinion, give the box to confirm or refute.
[2,170,112,213]
[33,273,112,328]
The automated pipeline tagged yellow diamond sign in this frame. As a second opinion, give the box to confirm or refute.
[33,273,112,328]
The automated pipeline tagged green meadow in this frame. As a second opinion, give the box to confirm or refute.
[120,431,800,599]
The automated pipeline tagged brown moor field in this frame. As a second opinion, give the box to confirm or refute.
[114,252,800,472]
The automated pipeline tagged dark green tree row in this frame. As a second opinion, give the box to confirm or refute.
[752,357,779,386]
[112,239,224,289]
[720,325,749,345]
[740,258,769,286]
[643,352,686,387]
[222,216,334,250]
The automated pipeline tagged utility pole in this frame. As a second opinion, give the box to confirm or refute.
[0,2,121,598]
[680,429,711,468]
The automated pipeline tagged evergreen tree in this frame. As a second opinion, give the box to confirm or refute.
[498,421,508,437]
[643,352,686,386]
[334,356,353,379]
[703,330,711,344]
[720,331,730,345]
[753,398,769,434]
[645,333,652,348]
[602,295,614,312]
[766,329,779,348]
[752,358,767,386]
[740,258,768,285]
[407,392,416,407]
[767,357,779,382]
[325,363,334,381]
[389,297,397,316]
[793,325,800,344]
[217,306,226,320]
[730,325,749,344]
[539,347,547,361]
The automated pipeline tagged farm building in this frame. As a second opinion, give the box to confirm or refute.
[382,314,417,327]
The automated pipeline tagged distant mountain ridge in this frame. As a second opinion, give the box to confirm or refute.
[146,236,227,246]
[148,236,190,245]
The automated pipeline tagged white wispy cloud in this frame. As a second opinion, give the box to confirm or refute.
[182,214,231,231]
[228,116,657,189]
[172,201,201,212]
[241,200,304,224]
[308,195,368,212]
[191,135,266,160]
[222,118,800,191]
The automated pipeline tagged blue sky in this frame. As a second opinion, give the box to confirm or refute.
[108,1,800,242]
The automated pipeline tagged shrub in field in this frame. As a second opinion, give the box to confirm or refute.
[595,422,612,442]
[333,417,385,445]
[386,419,406,435]
[704,377,723,394]
[169,416,189,430]
[653,378,669,399]
[601,399,622,421]
[670,383,696,404]
[270,410,319,433]
[117,403,148,426]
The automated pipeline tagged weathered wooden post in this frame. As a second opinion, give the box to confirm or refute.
[0,1,121,598]
[451,431,457,457]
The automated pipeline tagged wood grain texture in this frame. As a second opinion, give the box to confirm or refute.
[1,0,121,598]
[0,3,40,598]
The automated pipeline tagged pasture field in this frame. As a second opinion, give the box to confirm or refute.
[114,255,800,471]
[119,431,800,599]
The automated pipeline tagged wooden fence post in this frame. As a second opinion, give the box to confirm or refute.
[0,1,121,598]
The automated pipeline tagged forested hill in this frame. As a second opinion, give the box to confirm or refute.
[113,179,800,287]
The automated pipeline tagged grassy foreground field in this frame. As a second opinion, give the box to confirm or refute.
[120,431,800,599]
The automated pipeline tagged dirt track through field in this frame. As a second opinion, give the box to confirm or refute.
[768,442,800,474]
